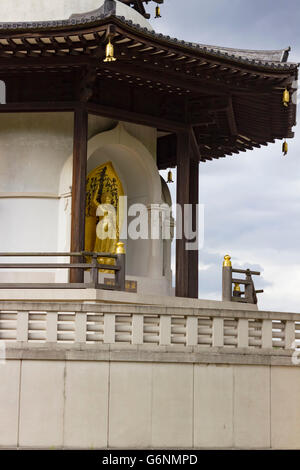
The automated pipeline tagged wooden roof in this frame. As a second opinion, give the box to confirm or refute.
[0,8,298,166]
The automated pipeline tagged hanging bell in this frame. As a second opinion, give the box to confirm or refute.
[167,170,174,183]
[283,88,290,107]
[233,282,241,297]
[282,140,288,156]
[155,5,162,18]
[103,38,116,63]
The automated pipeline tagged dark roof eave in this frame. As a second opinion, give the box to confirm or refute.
[0,13,298,74]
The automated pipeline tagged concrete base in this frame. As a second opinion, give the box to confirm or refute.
[0,288,258,310]
[0,359,299,449]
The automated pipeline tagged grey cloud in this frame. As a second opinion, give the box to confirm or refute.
[157,1,300,311]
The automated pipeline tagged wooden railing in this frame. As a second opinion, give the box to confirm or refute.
[0,301,299,351]
[222,255,263,304]
[0,251,125,291]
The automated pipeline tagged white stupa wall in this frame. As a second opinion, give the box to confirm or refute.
[0,112,172,294]
[0,113,73,255]
[0,1,171,293]
[0,0,153,30]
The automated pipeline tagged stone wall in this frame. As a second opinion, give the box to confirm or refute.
[0,357,299,449]
[0,298,299,449]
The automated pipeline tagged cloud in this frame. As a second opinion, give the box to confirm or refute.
[158,1,300,312]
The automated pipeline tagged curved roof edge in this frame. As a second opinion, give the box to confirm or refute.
[0,10,298,71]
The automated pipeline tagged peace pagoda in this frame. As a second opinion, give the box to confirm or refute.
[0,0,299,451]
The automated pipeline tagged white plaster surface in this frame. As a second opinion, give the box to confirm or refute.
[64,361,109,448]
[271,366,300,449]
[0,360,299,449]
[233,365,270,449]
[19,360,65,448]
[0,113,73,194]
[151,363,193,448]
[0,111,172,294]
[0,361,20,447]
[108,362,152,448]
[194,365,234,448]
[0,1,153,31]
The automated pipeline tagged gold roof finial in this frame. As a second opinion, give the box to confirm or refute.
[223,255,232,267]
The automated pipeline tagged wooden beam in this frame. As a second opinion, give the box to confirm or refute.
[176,131,199,298]
[87,102,188,132]
[70,105,88,283]
[0,56,91,69]
[0,102,77,113]
[0,99,187,132]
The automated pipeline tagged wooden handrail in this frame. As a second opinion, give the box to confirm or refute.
[232,268,261,276]
[222,256,263,304]
[0,251,117,258]
[0,251,126,291]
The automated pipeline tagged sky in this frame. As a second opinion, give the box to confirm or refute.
[150,0,300,312]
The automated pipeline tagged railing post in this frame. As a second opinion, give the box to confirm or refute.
[90,253,99,288]
[116,242,126,291]
[262,319,273,348]
[75,312,87,343]
[17,311,29,342]
[186,316,198,346]
[46,312,58,342]
[237,318,249,348]
[104,313,116,344]
[245,270,257,304]
[222,255,232,302]
[132,314,144,345]
[212,317,224,347]
[160,314,171,346]
[285,320,295,349]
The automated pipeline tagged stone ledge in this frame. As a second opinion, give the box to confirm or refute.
[3,342,298,366]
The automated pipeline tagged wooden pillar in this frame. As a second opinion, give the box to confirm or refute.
[176,131,199,298]
[70,105,88,283]
[188,158,199,298]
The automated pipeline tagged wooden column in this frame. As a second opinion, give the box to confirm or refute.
[70,105,88,283]
[176,131,199,298]
[188,158,199,298]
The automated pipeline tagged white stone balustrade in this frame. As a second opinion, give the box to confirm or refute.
[0,301,299,353]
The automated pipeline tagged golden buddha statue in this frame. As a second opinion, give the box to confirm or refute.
[85,162,124,271]
[93,191,117,268]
